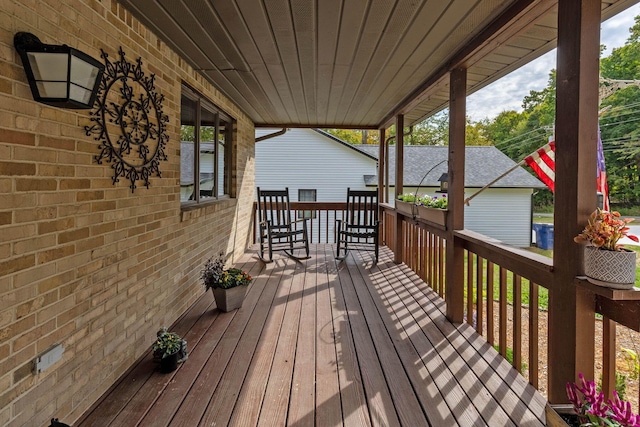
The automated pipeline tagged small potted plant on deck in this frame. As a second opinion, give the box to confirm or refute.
[574,208,638,289]
[201,252,252,312]
[152,327,186,373]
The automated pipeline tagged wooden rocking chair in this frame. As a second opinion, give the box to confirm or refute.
[257,187,310,263]
[335,188,380,263]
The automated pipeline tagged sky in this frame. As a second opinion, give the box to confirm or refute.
[466,3,640,121]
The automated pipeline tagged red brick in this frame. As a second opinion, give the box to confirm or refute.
[0,254,35,276]
[0,212,11,226]
[0,162,36,176]
[15,179,57,192]
[38,136,75,151]
[0,129,35,146]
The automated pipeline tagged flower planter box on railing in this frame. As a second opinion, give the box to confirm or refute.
[416,205,447,226]
[395,199,415,217]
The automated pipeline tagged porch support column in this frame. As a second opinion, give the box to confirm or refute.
[548,0,599,403]
[445,67,466,323]
[394,115,404,264]
[378,128,386,204]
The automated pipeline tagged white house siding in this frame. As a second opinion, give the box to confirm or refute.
[463,188,533,247]
[255,128,375,199]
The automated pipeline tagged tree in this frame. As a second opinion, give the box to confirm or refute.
[599,16,640,206]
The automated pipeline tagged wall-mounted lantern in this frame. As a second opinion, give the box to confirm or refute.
[14,32,105,109]
[437,172,448,193]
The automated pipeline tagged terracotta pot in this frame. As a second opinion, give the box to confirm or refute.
[212,285,248,312]
[583,246,636,289]
[416,205,447,226]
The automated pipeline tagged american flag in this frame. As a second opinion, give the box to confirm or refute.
[524,140,556,192]
[596,127,610,211]
[523,132,609,209]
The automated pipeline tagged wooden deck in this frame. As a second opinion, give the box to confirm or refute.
[76,245,547,427]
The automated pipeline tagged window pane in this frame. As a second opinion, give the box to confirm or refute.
[200,108,216,200]
[218,118,228,196]
[298,189,317,219]
[181,85,234,205]
[180,95,197,202]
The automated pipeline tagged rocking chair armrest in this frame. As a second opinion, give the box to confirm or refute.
[290,218,309,228]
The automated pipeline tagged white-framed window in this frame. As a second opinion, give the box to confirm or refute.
[298,189,317,219]
[180,85,234,204]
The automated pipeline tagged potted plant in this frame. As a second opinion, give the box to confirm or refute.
[564,373,640,427]
[201,253,252,312]
[152,327,186,373]
[415,194,448,226]
[574,209,638,289]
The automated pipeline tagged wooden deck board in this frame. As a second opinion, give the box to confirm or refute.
[77,245,547,427]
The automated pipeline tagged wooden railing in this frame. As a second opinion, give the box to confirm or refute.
[380,204,640,411]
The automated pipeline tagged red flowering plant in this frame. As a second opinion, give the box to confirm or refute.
[566,373,640,426]
[574,209,639,251]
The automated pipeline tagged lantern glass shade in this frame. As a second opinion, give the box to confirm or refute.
[15,32,104,109]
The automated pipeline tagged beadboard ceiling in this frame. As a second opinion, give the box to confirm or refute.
[117,0,639,128]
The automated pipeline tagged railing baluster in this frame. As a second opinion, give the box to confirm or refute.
[476,256,484,335]
[529,282,539,388]
[602,316,616,400]
[513,274,522,372]
[487,261,494,346]
[499,267,507,358]
[467,251,474,327]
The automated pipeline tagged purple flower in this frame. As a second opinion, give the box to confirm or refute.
[566,374,640,427]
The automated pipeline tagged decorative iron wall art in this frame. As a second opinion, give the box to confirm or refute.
[85,47,168,192]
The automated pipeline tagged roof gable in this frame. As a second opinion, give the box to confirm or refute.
[357,145,544,188]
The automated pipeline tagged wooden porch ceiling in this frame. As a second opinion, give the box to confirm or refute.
[76,245,546,426]
[117,0,636,128]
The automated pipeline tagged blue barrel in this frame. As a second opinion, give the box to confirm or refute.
[534,223,554,250]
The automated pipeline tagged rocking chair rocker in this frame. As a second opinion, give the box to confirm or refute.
[335,188,380,263]
[256,187,310,263]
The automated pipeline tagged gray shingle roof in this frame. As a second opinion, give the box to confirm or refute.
[357,145,544,188]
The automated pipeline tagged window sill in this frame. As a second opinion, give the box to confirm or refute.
[180,196,235,222]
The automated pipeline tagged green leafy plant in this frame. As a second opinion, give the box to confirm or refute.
[201,253,252,290]
[574,208,638,251]
[397,193,418,203]
[201,252,226,290]
[397,193,448,209]
[621,347,640,380]
[152,327,182,359]
[418,194,448,209]
[217,268,252,289]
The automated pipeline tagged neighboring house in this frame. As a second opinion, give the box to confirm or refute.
[255,128,545,247]
[255,128,376,200]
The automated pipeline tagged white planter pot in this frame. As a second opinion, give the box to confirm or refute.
[583,246,636,289]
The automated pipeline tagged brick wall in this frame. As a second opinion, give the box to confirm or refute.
[0,1,255,425]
